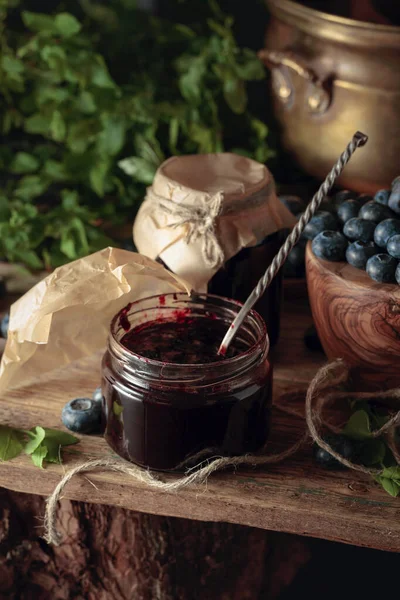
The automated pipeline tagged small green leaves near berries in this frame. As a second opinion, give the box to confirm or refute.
[343,410,372,440]
[0,425,25,461]
[0,425,79,469]
[375,467,400,498]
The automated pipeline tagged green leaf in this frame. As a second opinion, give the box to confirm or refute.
[1,55,24,76]
[0,426,25,461]
[91,57,116,89]
[14,175,49,201]
[343,410,372,440]
[40,45,66,73]
[12,250,43,270]
[25,426,46,455]
[61,189,78,211]
[24,114,51,136]
[43,160,67,181]
[169,117,179,153]
[90,160,110,196]
[50,110,66,142]
[55,13,82,38]
[118,156,156,184]
[10,152,40,174]
[22,11,56,34]
[179,57,206,104]
[234,51,265,81]
[41,428,79,446]
[76,91,97,115]
[381,466,400,481]
[377,476,400,498]
[97,115,126,156]
[30,445,48,468]
[359,440,386,466]
[223,76,247,114]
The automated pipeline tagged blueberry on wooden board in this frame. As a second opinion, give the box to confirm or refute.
[374,189,391,206]
[346,240,379,269]
[278,195,305,215]
[358,201,394,223]
[373,218,400,248]
[312,231,348,261]
[0,313,9,339]
[366,254,398,283]
[343,218,375,243]
[386,234,400,259]
[337,199,361,223]
[62,398,103,434]
[303,211,339,240]
[313,434,355,470]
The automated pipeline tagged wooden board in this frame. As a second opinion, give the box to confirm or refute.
[0,283,399,553]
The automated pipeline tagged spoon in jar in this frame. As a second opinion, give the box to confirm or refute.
[218,130,369,356]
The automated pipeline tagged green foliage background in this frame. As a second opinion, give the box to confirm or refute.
[0,0,274,270]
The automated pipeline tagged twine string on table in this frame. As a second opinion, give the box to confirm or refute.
[218,130,369,355]
[44,359,400,546]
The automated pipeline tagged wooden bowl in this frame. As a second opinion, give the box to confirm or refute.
[306,243,400,390]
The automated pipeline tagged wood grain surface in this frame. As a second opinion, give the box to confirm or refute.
[306,243,400,390]
[0,282,400,552]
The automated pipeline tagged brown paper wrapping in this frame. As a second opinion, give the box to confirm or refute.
[133,153,296,290]
[0,247,190,393]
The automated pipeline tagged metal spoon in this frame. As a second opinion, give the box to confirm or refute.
[218,130,369,356]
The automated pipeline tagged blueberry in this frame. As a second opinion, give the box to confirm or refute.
[366,254,398,283]
[313,434,355,470]
[61,397,103,434]
[334,190,356,206]
[303,211,339,240]
[357,193,373,205]
[373,218,400,248]
[345,240,379,270]
[387,234,400,259]
[283,239,306,277]
[93,386,103,403]
[358,201,394,223]
[337,199,361,223]
[374,189,391,206]
[303,324,324,352]
[319,196,337,214]
[312,230,347,262]
[396,262,400,285]
[343,218,375,242]
[388,191,400,215]
[0,313,9,339]
[278,195,305,215]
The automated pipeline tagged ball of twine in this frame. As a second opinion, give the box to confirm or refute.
[44,359,400,545]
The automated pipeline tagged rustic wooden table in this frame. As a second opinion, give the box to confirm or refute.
[0,281,399,599]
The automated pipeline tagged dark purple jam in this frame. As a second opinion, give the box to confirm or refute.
[102,311,272,471]
[120,317,248,364]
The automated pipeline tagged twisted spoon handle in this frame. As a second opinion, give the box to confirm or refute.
[218,130,368,355]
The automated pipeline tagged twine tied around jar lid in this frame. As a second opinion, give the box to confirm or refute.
[146,187,225,268]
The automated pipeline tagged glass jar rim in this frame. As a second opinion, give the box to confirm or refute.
[110,292,269,370]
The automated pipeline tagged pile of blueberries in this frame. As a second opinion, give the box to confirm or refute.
[280,176,400,284]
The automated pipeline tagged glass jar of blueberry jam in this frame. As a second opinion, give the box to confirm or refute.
[101,293,272,471]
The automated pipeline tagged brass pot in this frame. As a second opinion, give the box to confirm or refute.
[261,0,400,193]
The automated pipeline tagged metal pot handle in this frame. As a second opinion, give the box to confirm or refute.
[258,49,331,114]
